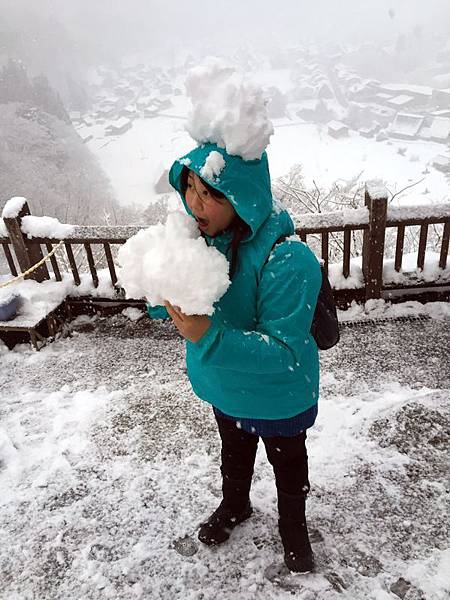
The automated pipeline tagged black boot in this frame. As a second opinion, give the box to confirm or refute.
[198,470,253,546]
[278,491,315,573]
[198,498,252,545]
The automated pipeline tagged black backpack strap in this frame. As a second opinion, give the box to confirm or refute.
[263,233,340,350]
[311,266,340,350]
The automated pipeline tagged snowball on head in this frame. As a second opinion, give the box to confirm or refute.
[200,151,226,182]
[185,57,274,161]
[117,212,230,316]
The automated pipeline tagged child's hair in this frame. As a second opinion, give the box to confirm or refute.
[180,167,251,279]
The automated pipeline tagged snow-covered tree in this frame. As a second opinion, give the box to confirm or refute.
[32,74,70,124]
[0,103,128,226]
[273,165,442,263]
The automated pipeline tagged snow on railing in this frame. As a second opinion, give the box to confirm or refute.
[1,196,27,219]
[64,225,141,243]
[1,187,449,306]
[365,182,389,201]
[295,207,369,232]
[386,203,450,225]
[21,216,75,240]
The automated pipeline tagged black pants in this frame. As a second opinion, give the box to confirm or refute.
[215,411,310,498]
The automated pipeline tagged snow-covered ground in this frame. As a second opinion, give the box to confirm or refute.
[83,97,194,210]
[78,93,450,210]
[1,313,449,599]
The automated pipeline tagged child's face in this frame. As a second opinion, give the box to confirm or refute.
[185,171,236,237]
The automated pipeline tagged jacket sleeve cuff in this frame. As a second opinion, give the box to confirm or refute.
[190,320,220,351]
[146,304,169,320]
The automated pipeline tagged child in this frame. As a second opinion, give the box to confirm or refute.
[148,142,322,573]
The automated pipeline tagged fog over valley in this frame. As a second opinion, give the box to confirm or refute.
[1,0,450,222]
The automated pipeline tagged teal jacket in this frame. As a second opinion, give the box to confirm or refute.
[147,142,322,419]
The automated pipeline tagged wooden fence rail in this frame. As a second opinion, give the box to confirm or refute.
[1,187,450,308]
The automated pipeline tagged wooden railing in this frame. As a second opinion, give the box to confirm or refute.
[1,187,450,309]
[294,188,450,304]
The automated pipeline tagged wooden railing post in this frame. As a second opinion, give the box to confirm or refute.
[362,185,388,301]
[3,198,50,282]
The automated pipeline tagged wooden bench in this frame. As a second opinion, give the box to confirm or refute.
[0,296,148,350]
[0,300,67,350]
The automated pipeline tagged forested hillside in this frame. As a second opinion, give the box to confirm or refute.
[0,60,133,226]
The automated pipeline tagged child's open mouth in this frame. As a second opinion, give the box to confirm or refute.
[196,217,209,229]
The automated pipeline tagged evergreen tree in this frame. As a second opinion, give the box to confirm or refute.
[0,58,33,104]
[66,75,90,112]
[32,74,70,123]
[0,58,70,123]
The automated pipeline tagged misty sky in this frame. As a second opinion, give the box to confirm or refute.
[1,0,450,67]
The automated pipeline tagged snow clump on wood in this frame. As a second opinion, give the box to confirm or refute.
[185,57,274,161]
[2,197,27,219]
[117,212,230,315]
[21,216,75,239]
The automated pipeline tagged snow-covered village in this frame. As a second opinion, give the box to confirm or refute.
[0,2,449,599]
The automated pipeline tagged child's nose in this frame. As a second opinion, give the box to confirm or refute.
[191,192,205,212]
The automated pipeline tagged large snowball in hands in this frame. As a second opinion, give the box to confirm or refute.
[117,212,231,315]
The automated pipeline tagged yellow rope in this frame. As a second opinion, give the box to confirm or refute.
[0,240,65,289]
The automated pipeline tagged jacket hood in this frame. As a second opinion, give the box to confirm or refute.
[168,143,274,241]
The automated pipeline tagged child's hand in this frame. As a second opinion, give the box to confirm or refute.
[164,301,211,343]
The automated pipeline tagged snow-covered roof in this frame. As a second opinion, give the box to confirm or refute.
[368,105,396,118]
[387,95,415,107]
[327,120,348,132]
[349,83,368,94]
[110,117,131,128]
[432,75,450,89]
[296,99,320,111]
[430,109,450,118]
[432,155,450,173]
[418,127,432,141]
[359,123,379,136]
[429,117,450,141]
[389,113,424,138]
[79,133,93,143]
[154,169,172,194]
[380,83,433,98]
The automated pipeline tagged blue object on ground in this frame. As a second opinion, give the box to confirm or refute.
[0,293,22,321]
